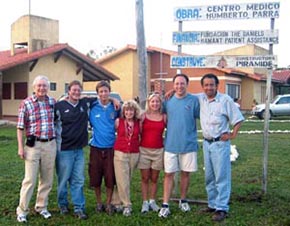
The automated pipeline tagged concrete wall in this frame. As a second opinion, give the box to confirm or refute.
[84,50,151,102]
[3,54,82,116]
[2,65,29,115]
[11,15,59,54]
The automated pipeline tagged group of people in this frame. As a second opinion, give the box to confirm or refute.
[15,72,244,223]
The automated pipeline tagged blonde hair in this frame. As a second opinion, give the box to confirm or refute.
[121,100,141,120]
[145,93,163,113]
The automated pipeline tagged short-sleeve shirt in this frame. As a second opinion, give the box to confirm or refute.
[163,93,200,153]
[198,92,244,139]
[89,100,120,148]
[17,94,56,139]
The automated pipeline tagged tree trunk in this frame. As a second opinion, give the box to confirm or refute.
[135,0,147,109]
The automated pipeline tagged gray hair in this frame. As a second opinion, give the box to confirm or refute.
[33,75,50,87]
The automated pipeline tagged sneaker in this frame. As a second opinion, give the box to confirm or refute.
[74,210,88,220]
[149,200,160,212]
[59,206,69,215]
[17,214,27,223]
[105,204,114,215]
[179,200,191,212]
[141,201,149,214]
[112,204,123,213]
[95,203,105,213]
[158,205,170,218]
[39,210,52,219]
[123,207,132,217]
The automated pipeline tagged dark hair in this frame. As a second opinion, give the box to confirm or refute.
[68,80,82,91]
[96,80,111,93]
[173,73,189,84]
[201,73,219,86]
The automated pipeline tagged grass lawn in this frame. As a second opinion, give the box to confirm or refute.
[1,116,290,225]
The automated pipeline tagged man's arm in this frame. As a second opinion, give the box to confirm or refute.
[221,121,243,141]
[109,97,121,110]
[17,129,25,159]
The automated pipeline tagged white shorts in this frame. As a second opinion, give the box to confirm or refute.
[164,151,198,173]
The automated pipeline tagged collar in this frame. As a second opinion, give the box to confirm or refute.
[32,94,49,102]
[202,92,221,103]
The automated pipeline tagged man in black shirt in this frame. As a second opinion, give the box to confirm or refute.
[55,80,91,220]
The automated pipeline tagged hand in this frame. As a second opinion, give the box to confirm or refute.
[164,89,175,100]
[221,132,236,141]
[111,98,121,110]
[18,147,25,160]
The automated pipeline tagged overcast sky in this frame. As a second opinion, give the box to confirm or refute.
[0,0,289,67]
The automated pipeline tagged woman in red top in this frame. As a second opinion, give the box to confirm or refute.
[138,93,166,214]
[114,100,141,217]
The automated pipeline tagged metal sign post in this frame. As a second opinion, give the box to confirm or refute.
[262,18,275,194]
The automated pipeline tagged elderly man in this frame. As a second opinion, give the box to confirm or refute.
[16,75,57,223]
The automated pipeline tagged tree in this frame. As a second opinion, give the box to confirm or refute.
[87,45,117,60]
[135,0,148,109]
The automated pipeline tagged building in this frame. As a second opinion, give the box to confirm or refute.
[87,44,285,111]
[0,15,118,118]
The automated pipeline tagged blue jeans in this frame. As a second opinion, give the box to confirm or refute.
[56,149,85,212]
[203,140,231,212]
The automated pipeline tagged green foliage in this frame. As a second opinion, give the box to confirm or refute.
[1,119,290,225]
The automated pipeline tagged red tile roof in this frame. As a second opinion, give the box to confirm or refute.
[273,70,290,83]
[0,43,119,80]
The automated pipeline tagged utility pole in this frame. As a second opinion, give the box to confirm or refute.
[135,0,148,109]
[29,0,31,15]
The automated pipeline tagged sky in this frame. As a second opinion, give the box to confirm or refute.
[0,0,289,67]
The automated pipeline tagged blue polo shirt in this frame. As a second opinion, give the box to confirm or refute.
[89,100,120,148]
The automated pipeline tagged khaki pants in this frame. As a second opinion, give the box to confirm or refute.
[113,151,139,207]
[16,140,56,216]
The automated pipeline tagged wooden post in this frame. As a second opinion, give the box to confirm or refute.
[262,18,275,194]
[135,0,148,109]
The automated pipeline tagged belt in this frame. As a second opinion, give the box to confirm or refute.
[36,137,55,142]
[204,136,221,143]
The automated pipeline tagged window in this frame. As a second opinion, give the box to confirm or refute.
[3,83,11,99]
[65,83,69,93]
[14,82,27,99]
[226,83,240,99]
[50,82,57,91]
[278,97,290,104]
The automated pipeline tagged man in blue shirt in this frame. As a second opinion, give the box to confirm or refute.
[198,73,244,222]
[159,74,200,218]
[89,80,120,215]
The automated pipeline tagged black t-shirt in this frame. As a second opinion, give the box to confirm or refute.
[55,98,95,150]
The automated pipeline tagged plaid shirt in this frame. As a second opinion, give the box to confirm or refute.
[17,94,56,139]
